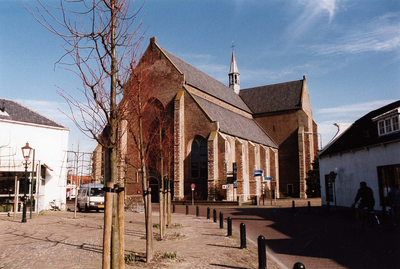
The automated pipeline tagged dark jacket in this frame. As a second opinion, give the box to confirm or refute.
[355,186,375,208]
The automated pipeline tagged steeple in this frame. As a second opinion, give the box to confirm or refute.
[229,43,240,94]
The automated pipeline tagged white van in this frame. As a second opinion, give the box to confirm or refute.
[77,183,105,212]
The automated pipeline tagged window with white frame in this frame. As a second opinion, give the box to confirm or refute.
[377,113,400,136]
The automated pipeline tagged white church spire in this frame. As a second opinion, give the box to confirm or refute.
[229,42,240,94]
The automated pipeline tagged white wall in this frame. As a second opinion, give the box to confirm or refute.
[0,121,69,211]
[319,141,400,210]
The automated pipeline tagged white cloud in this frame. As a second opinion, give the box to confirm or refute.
[179,53,214,61]
[287,0,339,39]
[16,99,97,153]
[315,99,398,146]
[16,99,70,126]
[317,99,397,117]
[316,13,400,55]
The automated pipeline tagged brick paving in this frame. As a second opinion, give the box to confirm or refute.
[0,209,279,269]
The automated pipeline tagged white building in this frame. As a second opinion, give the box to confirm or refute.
[0,98,69,214]
[319,100,400,211]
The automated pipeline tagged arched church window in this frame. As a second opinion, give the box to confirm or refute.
[191,136,208,178]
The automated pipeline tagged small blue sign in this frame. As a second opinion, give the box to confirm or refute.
[253,169,263,177]
[263,177,273,181]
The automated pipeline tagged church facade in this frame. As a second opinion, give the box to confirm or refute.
[94,37,317,202]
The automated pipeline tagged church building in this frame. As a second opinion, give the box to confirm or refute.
[95,37,318,203]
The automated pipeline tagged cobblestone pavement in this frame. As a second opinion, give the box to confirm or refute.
[0,209,279,269]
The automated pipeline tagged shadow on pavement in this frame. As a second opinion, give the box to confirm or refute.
[226,206,399,269]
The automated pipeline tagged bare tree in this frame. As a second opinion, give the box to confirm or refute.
[122,67,160,262]
[23,1,145,268]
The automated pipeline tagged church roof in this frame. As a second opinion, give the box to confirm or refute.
[320,100,400,156]
[239,80,304,114]
[0,98,68,129]
[194,95,277,147]
[161,49,252,113]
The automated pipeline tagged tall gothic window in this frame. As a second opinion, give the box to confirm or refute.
[191,136,208,178]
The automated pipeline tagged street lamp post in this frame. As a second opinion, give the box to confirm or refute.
[21,142,32,223]
[304,132,322,150]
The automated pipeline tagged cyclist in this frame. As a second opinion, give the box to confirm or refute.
[353,181,375,220]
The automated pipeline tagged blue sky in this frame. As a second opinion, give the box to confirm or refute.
[1,0,399,153]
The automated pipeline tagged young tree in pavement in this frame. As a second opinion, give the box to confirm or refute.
[148,106,174,238]
[122,68,160,262]
[24,1,145,268]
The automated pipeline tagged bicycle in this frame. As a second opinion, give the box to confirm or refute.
[46,199,67,211]
[352,203,381,230]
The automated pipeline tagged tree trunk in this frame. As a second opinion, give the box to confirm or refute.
[109,1,120,267]
[146,188,153,263]
[159,188,164,239]
[118,182,125,269]
[159,125,165,238]
[167,182,171,228]
[110,148,120,269]
[103,182,113,269]
[139,115,153,262]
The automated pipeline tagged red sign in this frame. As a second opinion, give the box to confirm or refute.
[191,183,195,190]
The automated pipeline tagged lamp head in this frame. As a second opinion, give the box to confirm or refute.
[21,142,32,162]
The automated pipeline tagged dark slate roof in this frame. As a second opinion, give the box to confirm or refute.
[0,98,67,129]
[320,100,400,156]
[239,80,304,114]
[161,49,252,113]
[194,95,278,148]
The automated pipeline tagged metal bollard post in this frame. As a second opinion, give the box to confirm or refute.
[327,202,330,213]
[293,262,306,269]
[213,209,217,223]
[240,223,246,249]
[207,207,210,219]
[196,205,199,217]
[292,200,295,211]
[173,204,175,213]
[308,201,311,212]
[186,204,189,215]
[258,235,266,269]
[227,217,232,236]
[220,212,223,229]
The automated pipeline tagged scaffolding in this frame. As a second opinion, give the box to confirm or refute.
[65,150,93,199]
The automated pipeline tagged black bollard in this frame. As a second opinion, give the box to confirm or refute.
[196,205,199,217]
[292,200,295,211]
[186,204,189,215]
[220,212,223,229]
[258,235,266,269]
[327,202,331,213]
[227,217,232,236]
[308,201,311,212]
[240,223,246,249]
[293,262,306,269]
[173,204,175,213]
[207,207,210,219]
[213,209,217,223]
